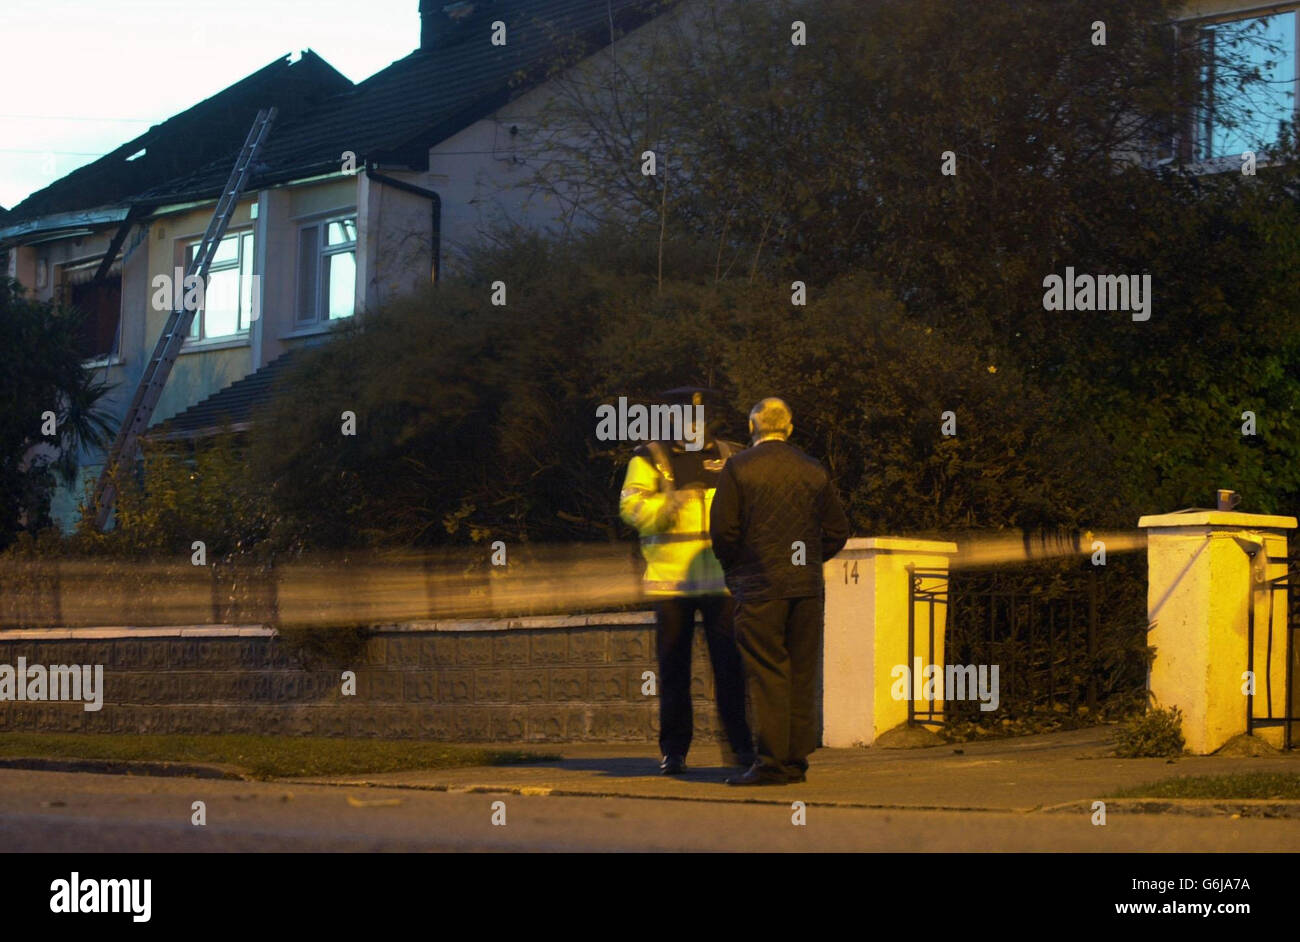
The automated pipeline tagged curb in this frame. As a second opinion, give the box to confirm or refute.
[287,777,1029,812]
[290,777,1300,817]
[0,757,247,780]
[1040,797,1300,818]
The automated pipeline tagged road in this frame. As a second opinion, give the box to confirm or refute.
[1,768,1298,852]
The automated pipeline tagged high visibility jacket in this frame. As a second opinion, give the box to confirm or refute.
[619,438,739,597]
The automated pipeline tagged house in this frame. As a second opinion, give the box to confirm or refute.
[2,51,352,359]
[0,0,1291,530]
[0,49,354,525]
[0,0,675,529]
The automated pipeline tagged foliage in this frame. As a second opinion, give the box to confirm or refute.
[537,0,1235,293]
[1115,772,1300,799]
[1114,704,1186,757]
[942,713,1102,744]
[71,433,271,560]
[0,732,553,781]
[534,0,1300,523]
[0,277,114,550]
[236,233,1128,548]
[0,436,279,629]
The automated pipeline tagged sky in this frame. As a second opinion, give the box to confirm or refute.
[0,0,421,209]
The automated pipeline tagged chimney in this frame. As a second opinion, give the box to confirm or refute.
[419,0,485,52]
[419,0,440,51]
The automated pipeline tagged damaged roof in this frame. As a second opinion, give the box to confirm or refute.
[1,51,352,235]
[4,0,674,244]
[131,0,672,204]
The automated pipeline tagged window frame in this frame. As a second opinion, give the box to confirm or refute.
[182,227,256,344]
[295,213,358,327]
[1188,6,1300,166]
[57,255,124,365]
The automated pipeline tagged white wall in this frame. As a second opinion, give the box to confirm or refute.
[422,0,704,271]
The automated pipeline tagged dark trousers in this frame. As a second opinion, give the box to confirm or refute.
[654,595,753,761]
[733,595,824,776]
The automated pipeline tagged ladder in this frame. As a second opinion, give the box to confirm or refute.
[90,107,277,530]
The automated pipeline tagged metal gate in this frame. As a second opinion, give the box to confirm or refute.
[910,559,1297,748]
[906,566,948,727]
[1247,567,1299,749]
[906,562,1133,728]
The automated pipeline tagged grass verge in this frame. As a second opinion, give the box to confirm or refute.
[0,733,557,780]
[1114,772,1300,800]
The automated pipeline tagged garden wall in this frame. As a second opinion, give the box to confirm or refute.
[0,614,734,744]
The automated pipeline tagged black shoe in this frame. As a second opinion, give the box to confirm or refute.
[660,754,687,775]
[784,769,807,784]
[737,752,757,769]
[725,763,788,786]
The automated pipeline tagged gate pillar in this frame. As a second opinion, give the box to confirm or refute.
[1139,510,1296,754]
[822,537,958,747]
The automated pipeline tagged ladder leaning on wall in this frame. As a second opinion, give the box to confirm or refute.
[89,107,277,531]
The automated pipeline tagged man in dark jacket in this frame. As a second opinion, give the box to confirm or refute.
[709,397,850,785]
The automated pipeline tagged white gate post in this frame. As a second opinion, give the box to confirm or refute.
[1139,510,1296,754]
[822,537,958,747]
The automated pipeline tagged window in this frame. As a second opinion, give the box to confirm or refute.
[1197,12,1297,161]
[297,216,357,324]
[185,230,255,340]
[59,260,122,361]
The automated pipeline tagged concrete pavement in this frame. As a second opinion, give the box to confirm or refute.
[2,765,1299,851]
[1,728,1298,851]
[293,727,1300,814]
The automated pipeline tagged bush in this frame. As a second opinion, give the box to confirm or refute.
[241,232,1122,551]
[73,434,271,560]
[1114,705,1185,758]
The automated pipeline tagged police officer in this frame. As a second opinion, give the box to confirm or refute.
[619,388,754,775]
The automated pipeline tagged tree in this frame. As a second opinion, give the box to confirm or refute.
[534,0,1279,318]
[532,0,1300,519]
[0,277,115,549]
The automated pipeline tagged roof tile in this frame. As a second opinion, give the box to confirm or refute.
[148,349,302,439]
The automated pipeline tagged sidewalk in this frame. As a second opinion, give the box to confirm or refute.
[294,726,1300,814]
